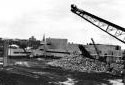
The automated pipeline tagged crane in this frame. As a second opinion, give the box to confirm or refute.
[91,38,100,60]
[71,4,125,78]
[71,4,125,44]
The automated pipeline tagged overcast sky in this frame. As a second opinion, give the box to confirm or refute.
[0,0,125,48]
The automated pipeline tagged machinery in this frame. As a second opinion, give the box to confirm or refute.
[71,4,125,76]
[71,4,125,44]
[91,38,101,60]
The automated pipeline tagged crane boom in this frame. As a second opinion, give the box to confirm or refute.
[91,38,100,59]
[71,4,125,44]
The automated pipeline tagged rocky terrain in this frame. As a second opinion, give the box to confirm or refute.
[48,55,124,75]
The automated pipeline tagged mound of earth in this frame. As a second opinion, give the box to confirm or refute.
[48,55,124,76]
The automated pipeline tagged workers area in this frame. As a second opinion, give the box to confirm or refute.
[0,4,124,85]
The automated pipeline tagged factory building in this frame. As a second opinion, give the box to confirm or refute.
[32,37,123,62]
[46,38,67,50]
[84,44,122,63]
[37,38,69,57]
[67,43,81,55]
[36,38,81,57]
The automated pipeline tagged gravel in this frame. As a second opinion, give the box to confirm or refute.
[47,55,124,76]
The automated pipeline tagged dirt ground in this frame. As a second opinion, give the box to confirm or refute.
[0,58,124,85]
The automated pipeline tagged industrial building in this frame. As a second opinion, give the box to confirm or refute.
[5,36,123,63]
[34,37,81,57]
[84,44,122,63]
[35,37,123,63]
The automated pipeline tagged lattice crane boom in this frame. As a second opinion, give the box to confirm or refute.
[71,4,125,44]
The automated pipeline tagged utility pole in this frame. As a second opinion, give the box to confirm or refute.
[3,40,9,67]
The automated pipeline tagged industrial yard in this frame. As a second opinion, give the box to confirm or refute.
[0,1,125,85]
[0,33,124,85]
[0,57,124,85]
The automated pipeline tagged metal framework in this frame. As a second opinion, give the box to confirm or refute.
[71,4,125,44]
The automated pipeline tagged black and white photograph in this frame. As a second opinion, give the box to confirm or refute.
[0,0,125,85]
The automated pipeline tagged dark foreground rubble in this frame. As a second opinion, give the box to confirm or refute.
[0,58,124,85]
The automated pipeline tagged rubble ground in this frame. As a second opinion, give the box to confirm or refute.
[47,55,124,76]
